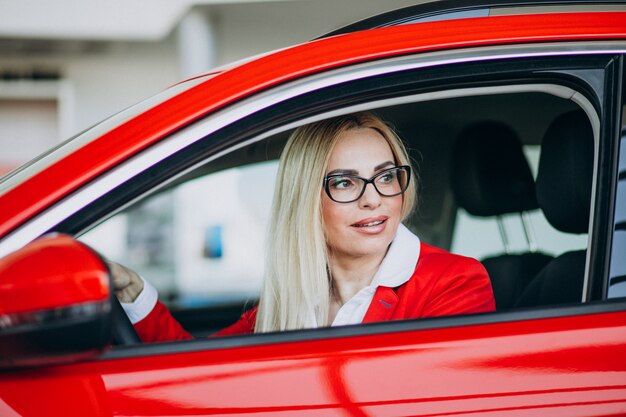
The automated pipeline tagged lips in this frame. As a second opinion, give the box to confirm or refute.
[351,216,389,228]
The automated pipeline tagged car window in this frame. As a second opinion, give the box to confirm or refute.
[60,52,617,341]
[82,84,600,338]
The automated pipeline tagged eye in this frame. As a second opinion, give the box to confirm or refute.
[377,170,397,184]
[329,177,355,189]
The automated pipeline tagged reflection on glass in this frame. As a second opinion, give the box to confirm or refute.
[608,125,626,299]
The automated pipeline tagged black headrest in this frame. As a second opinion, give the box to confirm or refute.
[536,110,594,234]
[452,121,537,217]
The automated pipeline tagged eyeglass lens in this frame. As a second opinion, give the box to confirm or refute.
[326,166,409,203]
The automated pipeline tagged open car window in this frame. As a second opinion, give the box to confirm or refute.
[81,161,278,335]
[79,69,601,338]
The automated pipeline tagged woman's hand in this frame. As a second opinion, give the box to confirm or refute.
[107,261,144,303]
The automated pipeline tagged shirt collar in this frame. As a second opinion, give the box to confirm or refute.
[370,223,421,288]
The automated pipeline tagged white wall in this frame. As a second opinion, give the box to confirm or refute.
[64,40,181,132]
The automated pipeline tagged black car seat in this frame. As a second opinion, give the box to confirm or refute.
[515,110,594,307]
[452,121,553,310]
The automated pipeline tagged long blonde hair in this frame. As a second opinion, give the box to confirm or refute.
[254,112,417,333]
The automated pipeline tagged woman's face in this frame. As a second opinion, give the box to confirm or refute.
[322,127,403,260]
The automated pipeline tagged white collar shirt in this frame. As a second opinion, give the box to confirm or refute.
[328,223,421,327]
[126,223,421,328]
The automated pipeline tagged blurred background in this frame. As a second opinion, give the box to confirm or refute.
[0,0,420,174]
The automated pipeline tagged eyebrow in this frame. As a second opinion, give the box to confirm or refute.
[326,161,395,177]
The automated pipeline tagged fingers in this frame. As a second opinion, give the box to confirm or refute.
[107,261,130,289]
[106,261,144,303]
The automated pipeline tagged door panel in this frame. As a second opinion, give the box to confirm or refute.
[1,310,625,416]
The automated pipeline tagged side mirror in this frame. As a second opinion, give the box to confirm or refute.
[0,234,112,368]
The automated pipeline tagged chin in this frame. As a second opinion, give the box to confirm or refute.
[344,235,394,258]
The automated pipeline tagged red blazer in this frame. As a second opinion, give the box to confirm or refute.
[134,242,495,342]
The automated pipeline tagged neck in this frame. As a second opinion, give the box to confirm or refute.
[328,250,386,305]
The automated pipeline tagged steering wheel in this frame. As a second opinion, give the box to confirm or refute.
[111,295,141,345]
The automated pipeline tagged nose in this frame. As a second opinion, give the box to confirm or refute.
[358,182,382,209]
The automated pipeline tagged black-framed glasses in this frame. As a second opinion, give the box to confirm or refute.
[323,165,411,203]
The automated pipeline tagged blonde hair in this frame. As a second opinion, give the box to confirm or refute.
[254,112,417,333]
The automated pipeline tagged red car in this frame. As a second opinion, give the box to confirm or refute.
[1,1,626,415]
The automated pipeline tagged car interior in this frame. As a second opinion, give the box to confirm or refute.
[80,84,595,338]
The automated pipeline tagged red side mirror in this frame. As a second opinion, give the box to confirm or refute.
[0,234,112,368]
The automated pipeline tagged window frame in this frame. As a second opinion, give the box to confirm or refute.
[607,55,626,299]
[59,52,626,344]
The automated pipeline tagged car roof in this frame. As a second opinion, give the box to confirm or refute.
[322,0,626,38]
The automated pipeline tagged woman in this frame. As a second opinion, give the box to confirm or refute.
[112,112,495,342]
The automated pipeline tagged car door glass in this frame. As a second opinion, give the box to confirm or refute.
[607,104,626,299]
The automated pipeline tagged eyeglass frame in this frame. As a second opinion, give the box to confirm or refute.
[322,165,411,203]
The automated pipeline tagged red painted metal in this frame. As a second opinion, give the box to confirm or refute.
[1,12,626,238]
[0,310,624,416]
[0,234,108,314]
